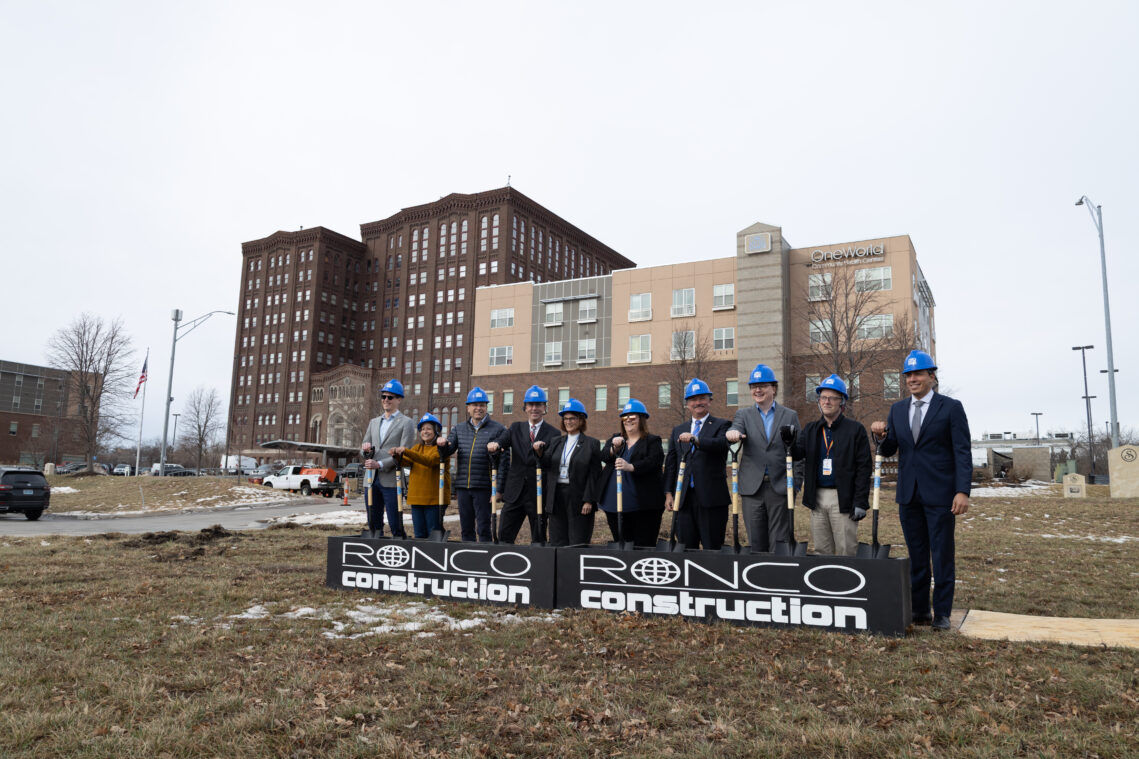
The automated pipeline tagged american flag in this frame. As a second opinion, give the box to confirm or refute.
[133,356,148,399]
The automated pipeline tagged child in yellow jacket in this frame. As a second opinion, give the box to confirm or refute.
[390,413,451,538]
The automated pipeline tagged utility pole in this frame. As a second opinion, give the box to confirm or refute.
[1072,345,1096,480]
[1031,412,1043,446]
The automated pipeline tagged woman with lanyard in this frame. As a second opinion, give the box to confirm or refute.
[535,398,601,546]
[599,399,665,547]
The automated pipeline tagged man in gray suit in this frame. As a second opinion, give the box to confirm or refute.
[361,378,416,538]
[726,363,802,552]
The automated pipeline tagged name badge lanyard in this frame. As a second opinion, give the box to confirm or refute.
[560,438,578,481]
[822,428,835,476]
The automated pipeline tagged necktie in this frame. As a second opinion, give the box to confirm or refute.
[530,425,536,442]
[911,400,924,443]
[689,418,703,486]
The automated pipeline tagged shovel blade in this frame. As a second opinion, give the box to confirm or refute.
[428,529,450,543]
[856,542,874,559]
[773,541,793,557]
[655,538,674,552]
[670,541,688,553]
[875,544,892,560]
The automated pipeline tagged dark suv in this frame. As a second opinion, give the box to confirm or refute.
[0,467,51,520]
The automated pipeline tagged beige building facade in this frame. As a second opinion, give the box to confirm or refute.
[472,223,935,429]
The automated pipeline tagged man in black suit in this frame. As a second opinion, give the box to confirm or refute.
[488,385,561,544]
[663,378,731,550]
[871,350,971,631]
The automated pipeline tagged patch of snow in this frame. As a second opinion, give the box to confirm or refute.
[231,604,271,619]
[971,481,1053,498]
[51,486,79,494]
[40,540,50,546]
[1036,534,1138,544]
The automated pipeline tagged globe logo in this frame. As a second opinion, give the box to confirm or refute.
[631,557,681,585]
[375,545,410,568]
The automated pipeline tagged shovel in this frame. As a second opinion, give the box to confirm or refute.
[393,453,408,540]
[531,457,547,546]
[607,468,636,551]
[657,442,691,553]
[490,451,500,544]
[360,445,382,540]
[429,455,451,543]
[774,425,807,557]
[857,438,892,559]
[721,442,743,554]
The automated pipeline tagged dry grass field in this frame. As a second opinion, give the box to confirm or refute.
[1,485,1136,757]
[44,474,313,515]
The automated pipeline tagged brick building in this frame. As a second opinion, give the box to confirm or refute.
[0,360,84,466]
[228,187,635,463]
[471,222,935,431]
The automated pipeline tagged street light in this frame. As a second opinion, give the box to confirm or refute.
[171,413,181,450]
[1075,196,1119,449]
[159,309,235,476]
[1072,345,1096,479]
[1031,412,1043,446]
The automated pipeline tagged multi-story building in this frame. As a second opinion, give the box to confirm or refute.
[0,360,83,466]
[229,187,635,462]
[471,222,935,431]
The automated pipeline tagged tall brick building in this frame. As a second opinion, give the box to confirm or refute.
[0,360,84,466]
[228,187,635,462]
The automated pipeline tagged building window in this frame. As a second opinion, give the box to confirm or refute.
[577,338,596,363]
[617,385,630,407]
[628,334,651,363]
[857,314,894,340]
[808,272,833,301]
[806,375,821,401]
[847,374,861,400]
[558,388,570,407]
[544,302,563,325]
[658,383,670,408]
[855,266,892,292]
[809,319,833,344]
[578,298,597,322]
[629,293,652,321]
[502,390,514,414]
[883,372,900,400]
[490,308,514,328]
[713,327,735,350]
[713,284,735,310]
[670,331,696,360]
[486,391,495,414]
[595,386,607,412]
[8,421,17,435]
[671,288,696,317]
[726,380,738,406]
[489,346,513,366]
[543,341,562,366]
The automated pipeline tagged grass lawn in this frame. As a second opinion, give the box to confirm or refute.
[1,487,1136,757]
[45,474,314,515]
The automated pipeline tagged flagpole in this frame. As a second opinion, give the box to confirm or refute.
[135,349,149,477]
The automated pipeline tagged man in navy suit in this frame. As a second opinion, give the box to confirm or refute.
[871,350,971,631]
[663,378,731,550]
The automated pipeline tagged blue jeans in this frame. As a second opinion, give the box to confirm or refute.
[898,499,956,617]
[457,488,492,542]
[410,504,443,539]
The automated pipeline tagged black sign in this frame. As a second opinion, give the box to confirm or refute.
[326,537,557,609]
[556,548,912,636]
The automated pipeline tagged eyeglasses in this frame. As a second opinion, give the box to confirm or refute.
[818,396,843,403]
[381,395,397,401]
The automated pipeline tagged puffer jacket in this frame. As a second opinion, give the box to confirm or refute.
[399,442,451,506]
[437,417,508,490]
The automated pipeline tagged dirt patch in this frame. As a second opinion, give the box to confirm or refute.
[124,524,239,548]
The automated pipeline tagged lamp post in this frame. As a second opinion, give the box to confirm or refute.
[1075,196,1119,449]
[171,413,180,451]
[1072,345,1096,479]
[159,309,234,476]
[1031,412,1043,446]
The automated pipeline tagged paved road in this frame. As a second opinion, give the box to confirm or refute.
[0,497,364,537]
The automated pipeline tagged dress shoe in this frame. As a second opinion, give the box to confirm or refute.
[911,612,932,626]
[932,615,952,631]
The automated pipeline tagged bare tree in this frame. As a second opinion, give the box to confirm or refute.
[786,264,915,423]
[183,386,224,473]
[46,313,136,469]
[662,322,714,428]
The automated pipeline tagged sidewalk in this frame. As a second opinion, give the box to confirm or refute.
[956,609,1139,649]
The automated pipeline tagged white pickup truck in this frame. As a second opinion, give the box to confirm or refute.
[261,466,339,496]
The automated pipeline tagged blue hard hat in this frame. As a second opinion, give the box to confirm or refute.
[748,363,778,385]
[902,350,937,374]
[466,386,489,404]
[524,385,548,403]
[816,373,849,399]
[559,398,588,417]
[417,413,442,430]
[381,378,405,397]
[684,378,712,399]
[619,398,649,417]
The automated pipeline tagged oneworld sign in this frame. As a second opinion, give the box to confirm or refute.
[810,243,885,264]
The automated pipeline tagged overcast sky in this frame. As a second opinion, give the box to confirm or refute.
[2,1,1135,445]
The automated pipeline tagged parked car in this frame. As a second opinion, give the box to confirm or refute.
[112,464,135,476]
[166,469,197,477]
[56,462,84,474]
[0,466,51,520]
[338,462,363,479]
[262,465,339,496]
[247,464,276,485]
[150,463,185,476]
